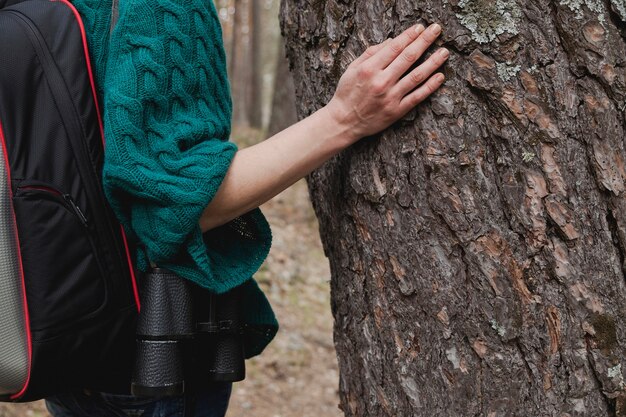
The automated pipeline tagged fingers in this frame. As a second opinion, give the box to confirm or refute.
[393,47,449,97]
[351,39,391,67]
[398,73,446,114]
[339,22,447,137]
[384,23,443,82]
[363,24,425,69]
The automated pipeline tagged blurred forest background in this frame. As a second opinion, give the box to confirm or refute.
[216,0,298,135]
[215,1,341,415]
[0,1,341,416]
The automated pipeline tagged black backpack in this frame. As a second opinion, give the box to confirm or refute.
[0,0,141,401]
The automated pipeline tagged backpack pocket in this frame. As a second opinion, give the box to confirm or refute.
[12,182,107,332]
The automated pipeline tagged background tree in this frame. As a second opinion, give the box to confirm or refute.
[280,1,626,415]
[229,0,249,126]
[248,0,264,128]
[217,0,282,131]
[267,38,297,136]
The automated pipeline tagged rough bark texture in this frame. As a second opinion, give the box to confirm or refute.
[279,1,626,416]
[267,38,298,137]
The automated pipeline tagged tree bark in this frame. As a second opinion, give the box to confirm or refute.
[248,0,264,128]
[279,1,626,416]
[230,0,251,127]
[267,37,298,137]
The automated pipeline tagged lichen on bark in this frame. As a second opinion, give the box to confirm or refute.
[558,0,626,25]
[559,0,607,22]
[496,61,521,81]
[610,0,626,20]
[456,0,521,43]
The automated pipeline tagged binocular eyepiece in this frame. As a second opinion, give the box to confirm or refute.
[131,268,245,397]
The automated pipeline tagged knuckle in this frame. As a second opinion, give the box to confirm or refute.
[382,104,396,118]
[410,70,425,85]
[409,96,422,108]
[370,77,389,94]
[434,53,448,66]
[419,87,434,101]
[421,32,437,43]
[389,40,404,54]
[410,92,425,106]
[402,50,419,63]
[398,103,411,117]
[357,65,374,79]
[426,81,437,95]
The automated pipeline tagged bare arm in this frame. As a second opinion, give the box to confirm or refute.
[199,23,448,232]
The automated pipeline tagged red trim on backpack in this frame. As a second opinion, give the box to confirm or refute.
[52,0,141,311]
[120,225,140,311]
[0,120,33,400]
[19,185,63,196]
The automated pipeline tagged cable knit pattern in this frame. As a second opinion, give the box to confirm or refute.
[71,0,111,100]
[71,0,277,358]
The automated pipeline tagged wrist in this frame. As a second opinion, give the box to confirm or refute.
[322,99,362,147]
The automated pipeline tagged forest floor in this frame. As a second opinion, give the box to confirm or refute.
[226,177,342,417]
[0,131,342,417]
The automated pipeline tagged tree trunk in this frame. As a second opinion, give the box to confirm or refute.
[267,37,298,137]
[227,0,240,82]
[248,0,264,128]
[215,0,232,60]
[279,1,626,416]
[230,0,251,127]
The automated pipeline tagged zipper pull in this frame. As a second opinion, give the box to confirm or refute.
[63,194,88,227]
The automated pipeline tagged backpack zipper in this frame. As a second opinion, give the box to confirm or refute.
[5,10,126,284]
[15,184,109,292]
[17,185,89,227]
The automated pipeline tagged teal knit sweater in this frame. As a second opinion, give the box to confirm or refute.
[71,0,277,358]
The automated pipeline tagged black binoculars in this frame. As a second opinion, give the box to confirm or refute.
[130,268,246,397]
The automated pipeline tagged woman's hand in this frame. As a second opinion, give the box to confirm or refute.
[326,23,448,144]
[199,23,449,232]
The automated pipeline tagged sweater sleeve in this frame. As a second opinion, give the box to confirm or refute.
[101,0,271,293]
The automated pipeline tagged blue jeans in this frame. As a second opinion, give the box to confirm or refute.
[45,383,232,417]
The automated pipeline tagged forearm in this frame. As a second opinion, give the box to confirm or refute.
[198,104,355,232]
[199,22,448,232]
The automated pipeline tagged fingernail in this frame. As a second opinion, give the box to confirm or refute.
[415,24,425,33]
[431,23,441,34]
[439,48,449,58]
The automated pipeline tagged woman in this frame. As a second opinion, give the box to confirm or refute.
[45,0,448,415]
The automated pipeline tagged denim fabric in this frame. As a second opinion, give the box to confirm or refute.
[45,383,232,417]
